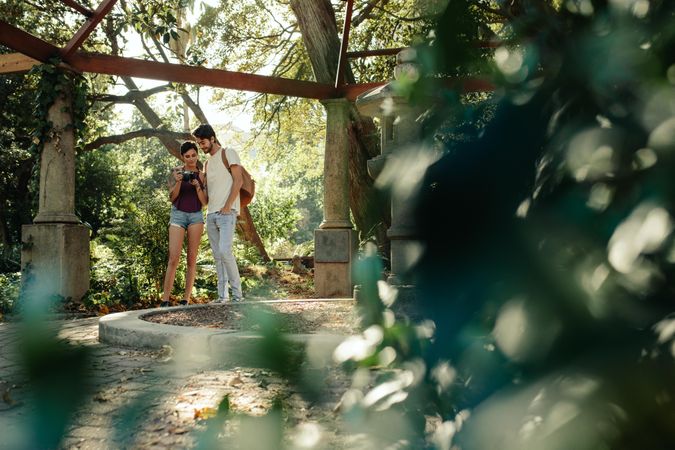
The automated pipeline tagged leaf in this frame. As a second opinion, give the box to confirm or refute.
[194,407,217,420]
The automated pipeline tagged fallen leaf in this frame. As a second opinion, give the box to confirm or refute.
[93,394,109,403]
[229,376,244,386]
[3,389,14,405]
[194,407,217,420]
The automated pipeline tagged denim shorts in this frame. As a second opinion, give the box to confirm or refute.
[169,206,204,229]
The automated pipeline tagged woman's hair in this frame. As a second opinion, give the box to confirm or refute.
[180,141,198,155]
[192,124,216,140]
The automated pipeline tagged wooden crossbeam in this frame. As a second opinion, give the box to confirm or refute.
[62,0,119,58]
[69,53,337,99]
[0,53,40,74]
[0,19,335,99]
[60,0,94,17]
[0,20,60,62]
[340,77,495,101]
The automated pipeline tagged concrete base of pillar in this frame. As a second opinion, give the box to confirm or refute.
[314,229,355,297]
[21,223,90,302]
[315,262,352,298]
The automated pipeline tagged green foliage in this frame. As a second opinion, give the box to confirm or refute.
[0,70,38,245]
[75,148,124,237]
[248,176,302,256]
[0,272,20,313]
[29,60,89,155]
[332,1,675,449]
[93,190,170,304]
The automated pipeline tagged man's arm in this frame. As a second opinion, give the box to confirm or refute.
[220,164,243,214]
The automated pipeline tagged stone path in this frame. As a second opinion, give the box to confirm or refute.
[0,316,352,450]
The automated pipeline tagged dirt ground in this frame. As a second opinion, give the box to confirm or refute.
[142,300,360,335]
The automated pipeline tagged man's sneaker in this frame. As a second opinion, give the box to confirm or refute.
[211,298,227,304]
[232,297,244,303]
[160,301,170,308]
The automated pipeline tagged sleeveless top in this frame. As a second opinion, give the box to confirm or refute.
[172,168,204,213]
[206,147,241,214]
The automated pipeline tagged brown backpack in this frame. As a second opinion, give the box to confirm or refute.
[221,148,255,207]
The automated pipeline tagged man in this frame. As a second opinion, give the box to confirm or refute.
[193,124,244,302]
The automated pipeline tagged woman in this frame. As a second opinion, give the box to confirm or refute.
[160,141,207,307]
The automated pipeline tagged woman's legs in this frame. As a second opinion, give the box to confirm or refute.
[161,225,186,302]
[183,222,204,301]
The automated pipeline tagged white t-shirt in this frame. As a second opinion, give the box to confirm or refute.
[206,147,241,214]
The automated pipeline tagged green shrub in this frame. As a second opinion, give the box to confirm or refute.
[0,272,20,314]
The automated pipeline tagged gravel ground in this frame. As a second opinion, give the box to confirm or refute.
[142,300,360,335]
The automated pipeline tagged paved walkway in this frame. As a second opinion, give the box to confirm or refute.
[0,314,351,449]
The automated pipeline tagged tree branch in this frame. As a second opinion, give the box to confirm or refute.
[352,0,388,27]
[83,129,193,152]
[90,84,173,104]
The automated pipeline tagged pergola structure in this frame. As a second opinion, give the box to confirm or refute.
[0,0,493,301]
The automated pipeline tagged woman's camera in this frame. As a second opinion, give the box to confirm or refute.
[181,170,196,182]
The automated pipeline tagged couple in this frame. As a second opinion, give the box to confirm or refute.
[159,124,244,307]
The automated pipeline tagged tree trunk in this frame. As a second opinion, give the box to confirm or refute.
[237,206,270,262]
[290,0,390,249]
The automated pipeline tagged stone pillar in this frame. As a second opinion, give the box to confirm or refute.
[21,78,90,303]
[315,98,355,297]
[319,99,352,229]
[355,48,423,296]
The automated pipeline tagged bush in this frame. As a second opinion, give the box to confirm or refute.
[0,272,20,314]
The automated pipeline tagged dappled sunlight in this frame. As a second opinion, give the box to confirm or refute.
[654,317,675,357]
[566,128,622,182]
[431,361,457,393]
[456,372,626,450]
[377,280,398,307]
[495,46,532,84]
[648,117,675,153]
[493,298,562,364]
[608,202,673,275]
[375,144,442,203]
[361,370,414,410]
[641,87,675,132]
[291,421,324,449]
[333,325,384,363]
[586,183,614,211]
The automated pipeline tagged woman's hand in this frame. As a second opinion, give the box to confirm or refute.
[173,169,184,182]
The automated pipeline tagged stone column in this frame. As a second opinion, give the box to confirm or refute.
[319,99,352,229]
[314,98,355,297]
[21,77,90,303]
[355,48,423,298]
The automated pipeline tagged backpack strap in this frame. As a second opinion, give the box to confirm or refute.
[221,147,232,171]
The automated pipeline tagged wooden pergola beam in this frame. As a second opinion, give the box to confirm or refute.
[60,0,95,17]
[62,0,119,58]
[0,53,40,74]
[0,20,59,62]
[0,19,336,99]
[340,77,495,101]
[69,53,336,99]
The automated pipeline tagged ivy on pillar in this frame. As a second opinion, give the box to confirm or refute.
[315,98,355,297]
[21,63,90,304]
